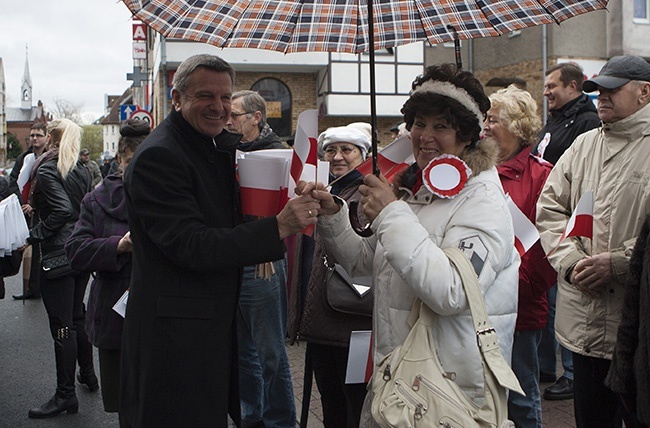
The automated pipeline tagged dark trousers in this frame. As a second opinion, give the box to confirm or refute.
[310,342,368,428]
[40,270,93,398]
[573,352,641,428]
[98,348,121,412]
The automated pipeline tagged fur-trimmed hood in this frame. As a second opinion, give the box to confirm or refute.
[395,137,498,194]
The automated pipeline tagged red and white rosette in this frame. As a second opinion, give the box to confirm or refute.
[422,155,472,199]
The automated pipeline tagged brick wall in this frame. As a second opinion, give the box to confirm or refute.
[474,58,547,116]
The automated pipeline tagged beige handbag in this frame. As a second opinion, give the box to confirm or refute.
[370,247,523,428]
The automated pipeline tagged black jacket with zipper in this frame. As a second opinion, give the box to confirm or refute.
[533,93,600,165]
[28,159,91,253]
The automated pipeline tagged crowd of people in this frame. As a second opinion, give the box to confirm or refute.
[2,52,650,428]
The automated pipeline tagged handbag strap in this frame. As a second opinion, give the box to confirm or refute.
[414,247,523,394]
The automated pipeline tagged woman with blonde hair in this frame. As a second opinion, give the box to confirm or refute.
[484,85,557,427]
[24,118,95,418]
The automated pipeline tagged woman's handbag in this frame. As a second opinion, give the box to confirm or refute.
[323,254,373,317]
[41,248,76,280]
[370,247,523,428]
[0,250,23,277]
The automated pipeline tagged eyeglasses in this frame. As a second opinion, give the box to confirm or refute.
[324,145,359,157]
[230,111,255,118]
[30,134,46,138]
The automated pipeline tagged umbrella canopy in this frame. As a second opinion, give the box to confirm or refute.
[121,0,608,235]
[122,0,608,55]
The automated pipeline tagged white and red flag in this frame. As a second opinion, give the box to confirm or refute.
[345,330,373,384]
[356,135,412,182]
[506,195,540,257]
[290,109,318,187]
[238,155,290,217]
[17,153,36,203]
[558,190,594,243]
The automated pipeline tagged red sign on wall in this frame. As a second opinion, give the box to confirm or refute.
[133,23,147,41]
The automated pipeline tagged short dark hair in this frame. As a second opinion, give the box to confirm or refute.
[31,122,47,135]
[172,54,235,93]
[546,62,585,92]
[402,64,489,146]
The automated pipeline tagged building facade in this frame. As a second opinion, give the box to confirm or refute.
[141,33,424,146]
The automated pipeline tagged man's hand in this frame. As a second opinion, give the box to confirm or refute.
[297,181,340,217]
[276,193,321,239]
[117,231,132,254]
[358,174,396,222]
[571,252,613,298]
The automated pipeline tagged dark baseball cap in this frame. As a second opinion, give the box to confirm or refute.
[583,55,650,93]
[80,148,90,155]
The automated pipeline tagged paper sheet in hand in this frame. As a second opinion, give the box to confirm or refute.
[345,330,373,384]
[112,289,129,318]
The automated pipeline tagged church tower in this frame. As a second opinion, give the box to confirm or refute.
[21,46,32,110]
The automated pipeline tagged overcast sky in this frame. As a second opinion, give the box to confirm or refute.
[1,0,135,123]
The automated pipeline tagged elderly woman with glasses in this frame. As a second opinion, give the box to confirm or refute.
[483,85,556,428]
[289,124,372,428]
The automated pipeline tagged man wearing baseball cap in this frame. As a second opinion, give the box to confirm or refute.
[537,55,650,427]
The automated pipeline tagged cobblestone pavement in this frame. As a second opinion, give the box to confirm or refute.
[286,341,576,428]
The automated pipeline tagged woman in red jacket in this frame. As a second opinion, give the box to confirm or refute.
[484,85,557,428]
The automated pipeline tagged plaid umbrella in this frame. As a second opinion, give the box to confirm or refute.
[121,0,608,161]
[122,0,607,54]
[121,0,608,236]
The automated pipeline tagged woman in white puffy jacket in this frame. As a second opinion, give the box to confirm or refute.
[301,64,520,425]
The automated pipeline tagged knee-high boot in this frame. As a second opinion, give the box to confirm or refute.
[28,327,79,418]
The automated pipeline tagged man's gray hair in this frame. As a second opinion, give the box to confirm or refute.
[232,90,267,131]
[172,54,235,93]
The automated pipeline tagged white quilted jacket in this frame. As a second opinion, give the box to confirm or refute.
[318,143,519,403]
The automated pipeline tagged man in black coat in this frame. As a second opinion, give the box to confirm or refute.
[119,54,320,428]
[533,62,601,165]
[533,62,601,401]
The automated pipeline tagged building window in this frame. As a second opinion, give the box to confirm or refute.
[635,0,649,21]
[251,78,292,138]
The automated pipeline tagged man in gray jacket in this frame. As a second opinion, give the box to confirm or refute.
[537,55,650,428]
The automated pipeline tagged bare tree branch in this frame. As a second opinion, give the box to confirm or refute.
[50,98,84,124]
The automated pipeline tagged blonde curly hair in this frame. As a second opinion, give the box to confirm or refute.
[488,85,541,146]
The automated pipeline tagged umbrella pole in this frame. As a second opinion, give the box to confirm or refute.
[447,25,462,69]
[368,0,379,176]
[348,0,378,237]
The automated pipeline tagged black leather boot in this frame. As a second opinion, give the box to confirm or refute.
[77,372,99,392]
[28,393,78,418]
[75,309,98,392]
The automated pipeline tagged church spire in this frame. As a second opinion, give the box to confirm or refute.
[21,45,32,110]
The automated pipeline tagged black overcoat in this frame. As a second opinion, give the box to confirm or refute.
[119,109,285,428]
[606,215,650,424]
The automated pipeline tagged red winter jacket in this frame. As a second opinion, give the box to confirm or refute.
[498,149,557,330]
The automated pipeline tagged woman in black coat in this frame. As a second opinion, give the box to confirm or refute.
[25,118,95,418]
[606,214,650,427]
[65,119,149,413]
